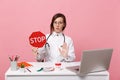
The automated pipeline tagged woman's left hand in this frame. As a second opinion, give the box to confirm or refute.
[59,42,68,58]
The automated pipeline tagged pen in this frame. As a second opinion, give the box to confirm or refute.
[26,68,31,72]
[14,55,20,61]
[9,57,13,61]
[14,55,17,61]
[12,55,14,61]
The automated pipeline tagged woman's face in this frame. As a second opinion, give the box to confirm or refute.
[53,17,64,33]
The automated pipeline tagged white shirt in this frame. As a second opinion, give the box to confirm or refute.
[37,32,76,62]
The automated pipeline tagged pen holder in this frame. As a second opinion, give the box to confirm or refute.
[10,61,18,71]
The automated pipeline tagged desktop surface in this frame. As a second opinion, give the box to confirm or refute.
[5,62,109,80]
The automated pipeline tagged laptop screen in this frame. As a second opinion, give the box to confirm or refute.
[79,48,113,74]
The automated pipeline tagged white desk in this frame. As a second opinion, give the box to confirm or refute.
[5,62,109,80]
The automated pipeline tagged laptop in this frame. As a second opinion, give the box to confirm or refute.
[66,48,113,75]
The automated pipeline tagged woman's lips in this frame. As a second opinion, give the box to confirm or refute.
[56,28,59,30]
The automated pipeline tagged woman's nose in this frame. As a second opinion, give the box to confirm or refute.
[56,23,59,26]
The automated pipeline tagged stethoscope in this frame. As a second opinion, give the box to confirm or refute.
[45,33,65,49]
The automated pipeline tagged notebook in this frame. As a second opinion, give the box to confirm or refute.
[66,48,113,75]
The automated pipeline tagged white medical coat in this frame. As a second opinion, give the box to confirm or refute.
[36,32,76,62]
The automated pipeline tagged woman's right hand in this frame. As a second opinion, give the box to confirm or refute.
[32,46,46,62]
[32,47,38,55]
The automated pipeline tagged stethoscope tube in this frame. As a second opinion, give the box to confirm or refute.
[45,33,65,49]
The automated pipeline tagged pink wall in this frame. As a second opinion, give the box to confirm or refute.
[0,0,119,80]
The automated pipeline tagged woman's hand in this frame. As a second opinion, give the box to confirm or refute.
[59,43,68,58]
[32,47,38,55]
[32,47,45,62]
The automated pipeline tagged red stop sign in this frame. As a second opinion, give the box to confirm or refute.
[29,31,46,48]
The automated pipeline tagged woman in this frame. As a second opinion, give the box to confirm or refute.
[32,13,76,62]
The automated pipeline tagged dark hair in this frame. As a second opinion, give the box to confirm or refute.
[50,13,66,33]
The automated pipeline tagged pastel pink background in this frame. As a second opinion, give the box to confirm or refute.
[0,0,120,80]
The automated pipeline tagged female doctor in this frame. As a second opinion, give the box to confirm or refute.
[32,13,76,62]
